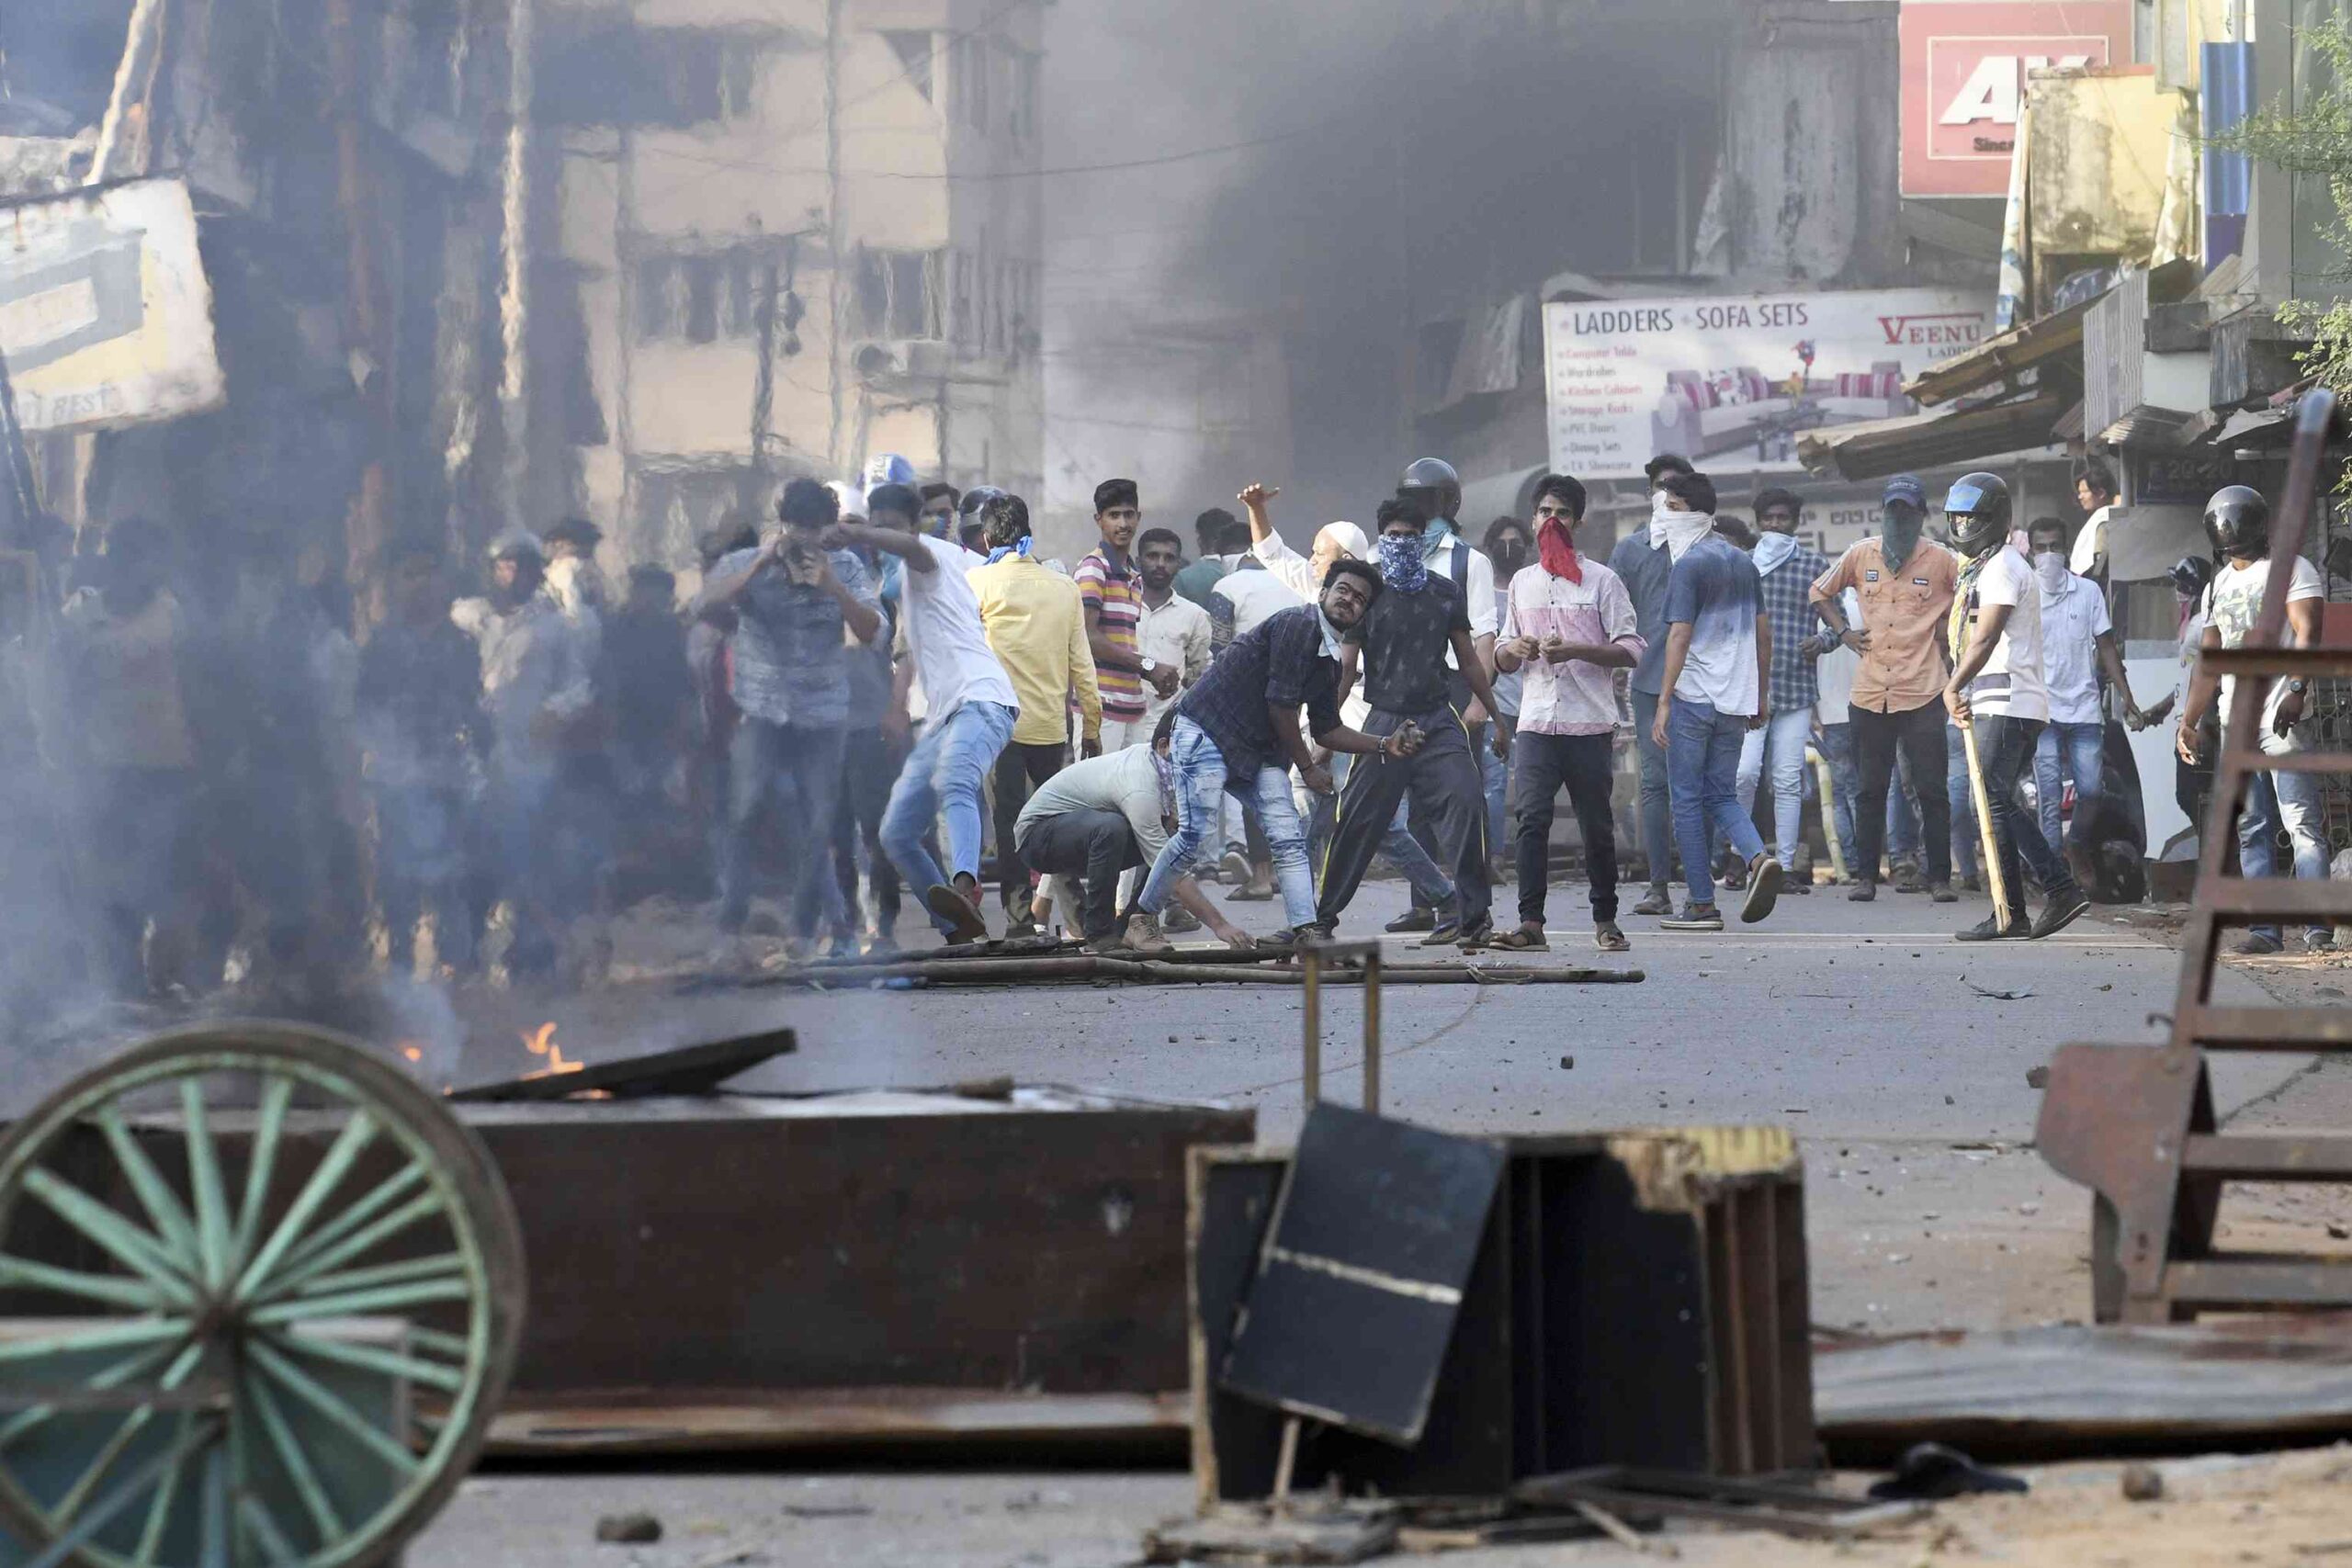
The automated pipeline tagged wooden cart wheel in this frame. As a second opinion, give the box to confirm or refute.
[0,1021,524,1568]
[2089,1193,2124,1325]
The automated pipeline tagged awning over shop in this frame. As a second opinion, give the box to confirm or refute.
[1905,297,2096,407]
[1458,463,1546,527]
[1795,389,2072,482]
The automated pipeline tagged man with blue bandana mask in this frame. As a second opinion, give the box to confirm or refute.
[1314,493,1511,948]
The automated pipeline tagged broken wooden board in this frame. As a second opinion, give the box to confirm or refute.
[486,1387,1191,1456]
[1220,1106,1507,1445]
[1144,1503,1398,1564]
[1513,1467,1924,1541]
[1816,1314,2352,1464]
[447,1028,796,1101]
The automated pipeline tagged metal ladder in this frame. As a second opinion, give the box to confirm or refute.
[2040,387,2352,1322]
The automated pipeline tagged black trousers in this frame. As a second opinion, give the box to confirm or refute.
[991,739,1069,912]
[1850,699,1951,886]
[1973,713,2078,908]
[1318,705,1489,927]
[833,726,905,930]
[1015,807,1144,941]
[1510,731,1618,925]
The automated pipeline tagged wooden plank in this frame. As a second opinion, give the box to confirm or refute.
[1220,1107,1506,1445]
[446,1030,797,1102]
[486,1387,1193,1455]
[2183,1134,2352,1176]
[1815,1316,2352,1464]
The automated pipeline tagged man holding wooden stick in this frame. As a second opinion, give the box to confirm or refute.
[1939,472,2089,942]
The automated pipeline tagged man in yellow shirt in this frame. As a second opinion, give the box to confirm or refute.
[968,493,1103,936]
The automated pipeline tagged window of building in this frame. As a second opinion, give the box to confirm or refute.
[636,245,791,343]
[882,30,936,103]
[852,247,944,341]
[541,26,761,127]
[950,251,975,344]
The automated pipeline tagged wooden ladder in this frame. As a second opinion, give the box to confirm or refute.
[2039,387,2352,1323]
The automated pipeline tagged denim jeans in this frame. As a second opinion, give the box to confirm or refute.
[1973,714,2077,912]
[2033,720,2105,863]
[1667,698,1766,907]
[2239,767,2331,944]
[1303,754,1453,908]
[882,700,1017,933]
[1736,708,1818,871]
[1946,722,1979,883]
[1142,718,1315,928]
[722,719,846,938]
[1630,687,1673,887]
[1481,714,1514,864]
[1817,722,1860,877]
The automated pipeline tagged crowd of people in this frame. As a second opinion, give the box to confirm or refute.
[35,440,2328,1004]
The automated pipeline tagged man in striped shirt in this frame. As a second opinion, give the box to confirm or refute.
[1077,478,1176,750]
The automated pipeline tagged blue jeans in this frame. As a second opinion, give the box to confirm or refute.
[1946,722,1979,882]
[1143,718,1316,928]
[2034,720,2106,862]
[1481,715,1513,864]
[722,719,846,938]
[1736,707,1817,871]
[1817,722,1860,876]
[2240,767,2331,944]
[882,700,1017,932]
[1667,698,1766,907]
[1630,687,1673,887]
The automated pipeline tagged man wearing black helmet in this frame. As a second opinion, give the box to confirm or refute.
[1939,472,2087,941]
[2178,486,2333,953]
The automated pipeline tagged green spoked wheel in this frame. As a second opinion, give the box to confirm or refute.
[0,1022,525,1568]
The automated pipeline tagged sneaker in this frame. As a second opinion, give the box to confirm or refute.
[1956,914,2030,942]
[1660,902,1724,932]
[1593,921,1630,953]
[2307,930,2338,953]
[1219,850,1250,886]
[2029,887,2090,941]
[1928,883,1958,904]
[1847,881,1877,903]
[1385,908,1436,933]
[1122,911,1173,954]
[924,883,989,943]
[2230,931,2285,956]
[1784,877,1811,896]
[1893,861,1928,895]
[1739,853,1783,924]
[1453,917,1494,951]
[1161,905,1203,934]
[1632,885,1674,918]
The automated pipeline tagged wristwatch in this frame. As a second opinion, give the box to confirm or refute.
[2288,678,2310,695]
[1140,656,1159,674]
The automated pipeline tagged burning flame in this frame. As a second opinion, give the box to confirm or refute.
[399,1043,424,1063]
[520,1021,584,1077]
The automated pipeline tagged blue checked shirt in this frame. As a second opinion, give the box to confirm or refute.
[716,546,880,729]
[1757,543,1831,715]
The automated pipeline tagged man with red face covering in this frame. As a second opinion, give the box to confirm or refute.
[1490,473,1645,953]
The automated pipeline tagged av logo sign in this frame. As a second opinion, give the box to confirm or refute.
[1899,1,2132,197]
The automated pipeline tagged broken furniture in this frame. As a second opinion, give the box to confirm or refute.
[0,1021,525,1567]
[2038,389,2352,1323]
[1514,1466,1924,1541]
[1190,1111,1812,1504]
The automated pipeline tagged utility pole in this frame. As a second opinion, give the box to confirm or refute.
[823,0,844,479]
[498,0,537,533]
[328,0,392,629]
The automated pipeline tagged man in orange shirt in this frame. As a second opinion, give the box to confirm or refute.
[1807,474,1959,903]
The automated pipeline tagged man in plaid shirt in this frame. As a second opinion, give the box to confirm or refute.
[1741,489,1831,887]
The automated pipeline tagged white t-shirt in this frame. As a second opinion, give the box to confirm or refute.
[1210,560,1303,638]
[2205,554,2325,754]
[1962,546,2047,722]
[1815,589,1861,725]
[2070,505,2111,576]
[900,533,1017,719]
[2036,571,2112,726]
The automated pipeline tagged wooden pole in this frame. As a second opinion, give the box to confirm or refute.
[1362,950,1381,1114]
[1959,716,2014,928]
[1299,950,1322,1111]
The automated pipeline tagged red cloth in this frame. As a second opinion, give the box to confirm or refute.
[1536,518,1582,583]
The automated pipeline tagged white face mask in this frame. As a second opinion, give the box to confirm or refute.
[2033,550,2069,593]
[1647,493,1712,560]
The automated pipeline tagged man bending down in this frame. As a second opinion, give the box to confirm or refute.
[1131,559,1422,949]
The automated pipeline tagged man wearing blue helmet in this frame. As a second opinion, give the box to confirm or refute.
[1940,471,2087,941]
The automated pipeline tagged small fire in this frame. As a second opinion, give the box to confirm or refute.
[399,1043,424,1063]
[520,1021,584,1077]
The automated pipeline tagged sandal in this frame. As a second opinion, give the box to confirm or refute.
[1490,924,1549,951]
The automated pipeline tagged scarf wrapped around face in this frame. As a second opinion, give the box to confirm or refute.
[1536,517,1582,583]
[1377,533,1429,592]
[1647,493,1713,561]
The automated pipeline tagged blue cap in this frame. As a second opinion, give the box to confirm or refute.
[1883,473,1926,509]
[862,452,917,489]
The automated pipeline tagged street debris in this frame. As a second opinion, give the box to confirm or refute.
[595,1511,662,1543]
[1866,1442,2029,1500]
[2121,1462,2165,1501]
[1962,978,2035,1000]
